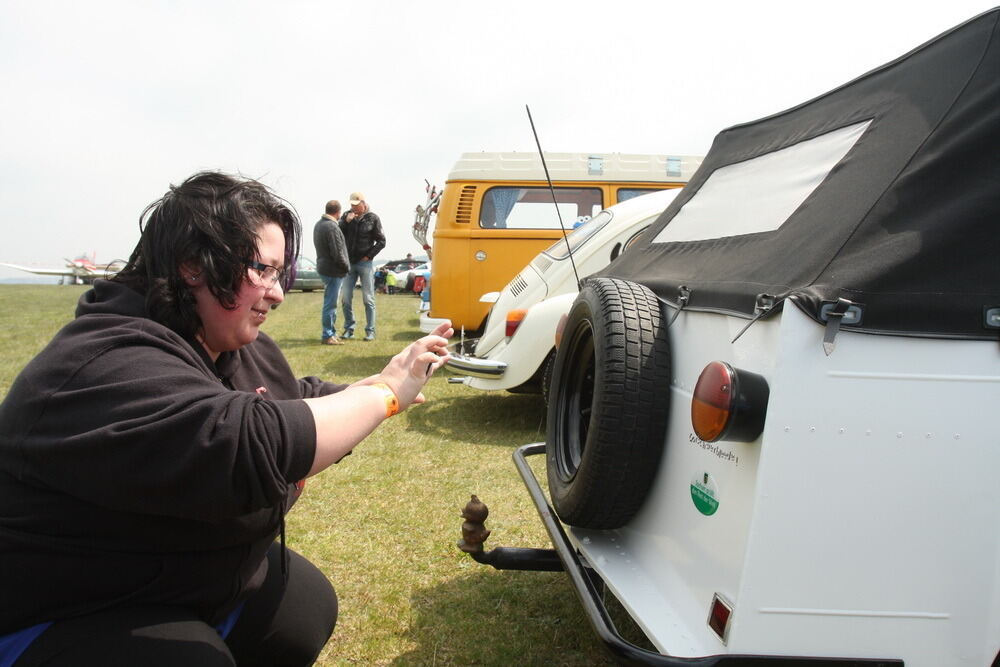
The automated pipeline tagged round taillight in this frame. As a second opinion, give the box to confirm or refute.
[692,361,769,443]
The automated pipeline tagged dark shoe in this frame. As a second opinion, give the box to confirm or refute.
[342,330,354,340]
[322,337,344,346]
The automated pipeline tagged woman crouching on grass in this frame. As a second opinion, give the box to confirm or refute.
[0,171,452,666]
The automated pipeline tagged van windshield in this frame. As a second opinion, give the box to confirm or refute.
[480,187,602,229]
[542,209,613,260]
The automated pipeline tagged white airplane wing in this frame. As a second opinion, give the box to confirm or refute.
[0,262,120,281]
[0,262,84,277]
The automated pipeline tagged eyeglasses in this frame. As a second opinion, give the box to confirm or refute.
[246,260,287,288]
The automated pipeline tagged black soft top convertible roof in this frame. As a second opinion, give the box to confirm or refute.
[606,8,999,340]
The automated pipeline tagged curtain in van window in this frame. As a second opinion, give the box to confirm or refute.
[484,188,520,228]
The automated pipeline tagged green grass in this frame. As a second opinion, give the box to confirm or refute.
[0,285,635,666]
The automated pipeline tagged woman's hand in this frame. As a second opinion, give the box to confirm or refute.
[354,321,453,410]
[305,321,454,475]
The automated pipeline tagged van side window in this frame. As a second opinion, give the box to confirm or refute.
[617,188,664,203]
[480,187,602,229]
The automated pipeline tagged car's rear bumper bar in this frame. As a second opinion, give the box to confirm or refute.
[444,348,507,378]
[511,443,903,667]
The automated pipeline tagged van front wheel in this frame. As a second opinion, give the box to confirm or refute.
[546,278,671,529]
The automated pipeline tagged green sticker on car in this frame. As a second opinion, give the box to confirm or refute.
[690,472,719,516]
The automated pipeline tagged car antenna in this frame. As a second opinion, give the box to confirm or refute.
[526,104,582,290]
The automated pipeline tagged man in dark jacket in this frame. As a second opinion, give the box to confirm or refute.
[313,200,350,345]
[339,191,386,341]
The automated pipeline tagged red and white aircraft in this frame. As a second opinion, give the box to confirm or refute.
[0,253,124,285]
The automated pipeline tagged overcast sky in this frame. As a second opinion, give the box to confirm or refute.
[0,0,995,280]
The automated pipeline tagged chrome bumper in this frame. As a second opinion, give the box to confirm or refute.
[445,353,507,378]
[444,341,507,379]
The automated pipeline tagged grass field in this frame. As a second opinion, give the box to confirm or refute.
[0,285,628,666]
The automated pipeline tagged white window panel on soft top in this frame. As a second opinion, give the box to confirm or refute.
[653,120,871,244]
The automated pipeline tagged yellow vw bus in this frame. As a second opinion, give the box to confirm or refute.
[418,152,702,334]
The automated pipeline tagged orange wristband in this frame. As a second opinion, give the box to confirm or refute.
[372,382,400,418]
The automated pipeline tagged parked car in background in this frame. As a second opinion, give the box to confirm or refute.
[290,257,323,292]
[376,257,429,293]
[418,152,702,334]
[392,260,430,293]
[445,188,681,400]
[461,9,1000,666]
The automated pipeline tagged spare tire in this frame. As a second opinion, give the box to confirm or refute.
[546,278,671,529]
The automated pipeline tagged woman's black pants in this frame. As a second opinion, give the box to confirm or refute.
[15,544,338,666]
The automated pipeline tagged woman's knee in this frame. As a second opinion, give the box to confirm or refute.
[225,546,337,667]
[277,550,338,661]
[16,606,235,667]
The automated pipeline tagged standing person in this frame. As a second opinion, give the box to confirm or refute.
[339,191,385,341]
[0,171,452,667]
[313,200,350,345]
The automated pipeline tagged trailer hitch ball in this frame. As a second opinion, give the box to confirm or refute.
[456,494,563,572]
[457,494,491,554]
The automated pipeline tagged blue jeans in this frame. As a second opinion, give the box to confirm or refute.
[340,261,375,336]
[320,275,344,341]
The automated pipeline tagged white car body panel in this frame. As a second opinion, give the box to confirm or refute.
[567,304,999,664]
[468,293,576,389]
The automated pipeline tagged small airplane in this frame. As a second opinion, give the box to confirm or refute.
[0,253,125,285]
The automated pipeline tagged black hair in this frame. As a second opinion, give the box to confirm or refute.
[114,171,301,339]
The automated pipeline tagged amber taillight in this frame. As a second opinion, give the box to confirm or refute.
[692,361,769,443]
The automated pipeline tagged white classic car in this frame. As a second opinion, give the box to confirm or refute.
[459,8,1000,666]
[444,187,681,397]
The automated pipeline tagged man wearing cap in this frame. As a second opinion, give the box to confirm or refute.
[339,192,386,341]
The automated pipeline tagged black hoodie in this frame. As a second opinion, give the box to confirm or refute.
[0,280,344,633]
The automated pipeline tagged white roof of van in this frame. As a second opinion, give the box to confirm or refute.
[447,152,703,183]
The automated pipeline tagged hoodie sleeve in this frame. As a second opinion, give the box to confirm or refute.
[7,332,316,522]
[298,376,348,397]
[233,333,347,399]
